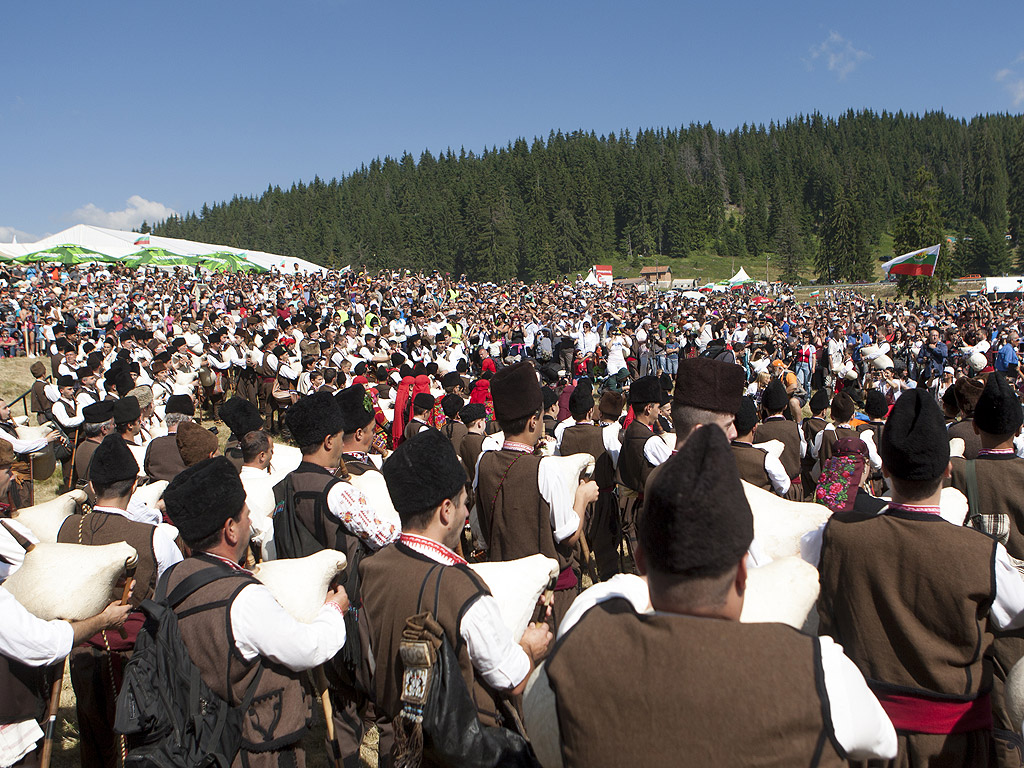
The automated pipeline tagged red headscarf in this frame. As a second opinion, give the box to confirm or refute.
[391,376,415,448]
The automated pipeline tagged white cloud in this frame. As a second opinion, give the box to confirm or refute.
[0,225,38,243]
[808,31,871,80]
[70,195,177,230]
[994,57,1024,107]
[1008,79,1024,107]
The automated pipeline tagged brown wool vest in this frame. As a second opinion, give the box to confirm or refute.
[30,380,50,416]
[442,421,468,453]
[559,424,615,491]
[458,433,486,486]
[341,455,375,477]
[275,463,362,565]
[166,556,312,751]
[57,511,158,610]
[731,441,773,491]
[144,433,186,483]
[819,509,996,698]
[803,418,827,454]
[617,420,654,494]
[948,419,983,460]
[359,543,499,726]
[544,599,845,768]
[755,417,801,478]
[476,450,572,573]
[73,439,100,489]
[819,425,859,465]
[0,655,51,725]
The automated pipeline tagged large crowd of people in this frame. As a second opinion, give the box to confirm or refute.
[3,258,1024,768]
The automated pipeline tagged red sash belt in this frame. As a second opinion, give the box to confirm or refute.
[555,565,578,592]
[872,688,992,734]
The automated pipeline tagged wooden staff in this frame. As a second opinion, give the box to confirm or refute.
[39,659,65,768]
[314,666,343,768]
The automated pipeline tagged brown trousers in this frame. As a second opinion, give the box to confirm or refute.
[328,685,393,768]
[68,645,128,768]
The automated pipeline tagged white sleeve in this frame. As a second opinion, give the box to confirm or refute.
[763,451,791,496]
[52,402,84,429]
[152,528,184,578]
[800,523,827,566]
[208,355,231,371]
[859,430,882,470]
[0,431,48,454]
[230,583,347,670]
[556,573,651,640]
[43,384,60,403]
[0,520,38,580]
[643,435,671,467]
[990,544,1024,630]
[460,594,531,690]
[326,482,400,550]
[819,636,898,760]
[812,427,827,460]
[602,423,622,468]
[0,587,75,666]
[537,456,581,543]
[799,425,807,459]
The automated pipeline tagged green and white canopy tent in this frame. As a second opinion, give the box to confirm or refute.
[14,244,118,265]
[0,224,331,274]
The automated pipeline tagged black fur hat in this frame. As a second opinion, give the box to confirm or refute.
[89,434,139,486]
[336,384,375,433]
[219,397,264,438]
[382,429,467,523]
[641,425,753,578]
[761,379,789,413]
[975,372,1023,436]
[285,390,345,448]
[879,389,950,481]
[164,456,246,545]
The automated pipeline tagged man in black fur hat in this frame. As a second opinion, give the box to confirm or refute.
[524,425,897,766]
[730,396,791,496]
[273,390,399,765]
[617,375,671,519]
[475,361,598,631]
[801,388,830,495]
[362,429,552,758]
[162,457,350,768]
[402,392,435,441]
[143,394,194,482]
[754,378,805,500]
[219,396,265,471]
[950,372,1024,753]
[558,379,623,580]
[336,383,379,477]
[56,434,181,768]
[813,389,1024,768]
[858,389,889,494]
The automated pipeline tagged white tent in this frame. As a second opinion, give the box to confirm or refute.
[0,224,331,274]
[728,267,752,284]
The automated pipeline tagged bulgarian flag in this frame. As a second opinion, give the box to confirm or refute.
[134,235,150,246]
[809,289,821,297]
[882,243,941,277]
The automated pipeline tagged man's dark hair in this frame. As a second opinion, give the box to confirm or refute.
[187,507,245,552]
[498,408,541,437]
[888,475,944,502]
[323,368,337,385]
[92,477,136,500]
[240,430,271,464]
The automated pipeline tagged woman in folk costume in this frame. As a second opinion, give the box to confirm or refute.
[469,376,495,424]
[390,375,415,448]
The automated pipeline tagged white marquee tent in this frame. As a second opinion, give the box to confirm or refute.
[0,224,331,274]
[728,267,753,284]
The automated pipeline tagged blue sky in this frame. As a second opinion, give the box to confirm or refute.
[2,0,1022,241]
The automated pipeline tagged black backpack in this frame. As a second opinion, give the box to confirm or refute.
[114,565,263,768]
[272,471,373,698]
